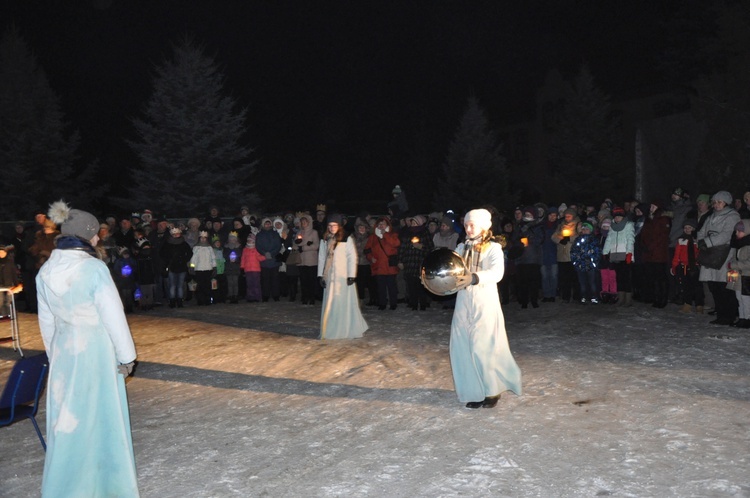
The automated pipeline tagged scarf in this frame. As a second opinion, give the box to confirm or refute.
[322,234,339,282]
[461,235,485,273]
[55,235,100,259]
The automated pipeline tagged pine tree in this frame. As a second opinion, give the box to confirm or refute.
[0,26,80,219]
[433,97,512,213]
[547,65,626,201]
[129,37,257,215]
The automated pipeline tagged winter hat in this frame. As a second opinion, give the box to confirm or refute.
[563,208,577,218]
[612,206,626,218]
[141,209,153,222]
[136,237,151,249]
[600,218,612,230]
[464,209,492,232]
[228,231,239,240]
[440,215,454,227]
[683,219,698,229]
[326,213,344,226]
[711,190,733,205]
[672,187,684,196]
[117,246,130,256]
[547,206,558,215]
[557,203,568,216]
[199,230,209,238]
[696,194,711,204]
[735,221,747,233]
[409,214,426,226]
[581,222,594,232]
[47,201,99,241]
[522,207,536,222]
[392,185,402,195]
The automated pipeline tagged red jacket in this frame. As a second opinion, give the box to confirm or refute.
[671,236,699,274]
[364,220,401,276]
[637,211,671,263]
[240,246,266,272]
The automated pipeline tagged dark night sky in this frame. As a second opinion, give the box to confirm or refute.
[3,0,683,212]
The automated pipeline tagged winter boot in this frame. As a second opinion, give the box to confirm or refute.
[169,299,176,309]
[615,292,626,306]
[624,292,633,307]
[679,304,692,314]
[177,298,183,308]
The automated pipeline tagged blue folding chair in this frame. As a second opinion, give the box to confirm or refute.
[0,353,49,450]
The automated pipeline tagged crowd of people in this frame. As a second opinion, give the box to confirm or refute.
[2,185,750,329]
[3,185,750,495]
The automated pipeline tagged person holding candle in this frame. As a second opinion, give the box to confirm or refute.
[398,215,435,310]
[513,207,544,309]
[552,208,581,303]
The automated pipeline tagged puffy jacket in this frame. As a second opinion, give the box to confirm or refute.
[364,218,401,276]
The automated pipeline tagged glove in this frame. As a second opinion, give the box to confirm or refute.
[559,237,570,246]
[697,239,707,251]
[118,361,135,376]
[211,269,217,278]
[319,277,326,288]
[295,238,303,245]
[453,273,476,293]
[397,263,404,270]
[306,241,313,246]
[626,253,633,264]
[347,278,356,286]
[412,242,423,250]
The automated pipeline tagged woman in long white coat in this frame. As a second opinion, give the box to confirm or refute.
[36,201,139,497]
[318,216,369,339]
[450,209,522,409]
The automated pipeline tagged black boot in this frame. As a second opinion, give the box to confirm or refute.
[177,298,183,308]
[169,299,176,308]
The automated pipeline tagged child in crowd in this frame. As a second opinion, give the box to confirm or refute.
[241,233,265,302]
[189,231,217,306]
[212,235,226,304]
[571,222,602,304]
[671,219,703,313]
[223,232,242,304]
[112,246,137,313]
[134,237,156,310]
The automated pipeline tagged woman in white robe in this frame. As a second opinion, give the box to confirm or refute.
[450,209,522,409]
[36,201,139,497]
[318,216,369,340]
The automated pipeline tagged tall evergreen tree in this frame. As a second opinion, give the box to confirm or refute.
[433,96,511,213]
[0,26,80,219]
[129,38,257,215]
[547,65,626,201]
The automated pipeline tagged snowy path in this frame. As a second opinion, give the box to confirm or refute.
[2,299,749,497]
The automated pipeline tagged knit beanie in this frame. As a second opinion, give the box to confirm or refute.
[47,200,99,241]
[464,209,492,231]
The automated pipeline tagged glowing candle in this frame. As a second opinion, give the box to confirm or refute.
[561,229,572,237]
[520,237,528,246]
[411,237,420,244]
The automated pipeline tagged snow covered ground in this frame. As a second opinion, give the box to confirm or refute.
[2,296,749,497]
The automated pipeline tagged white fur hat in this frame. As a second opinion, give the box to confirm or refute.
[464,209,492,231]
